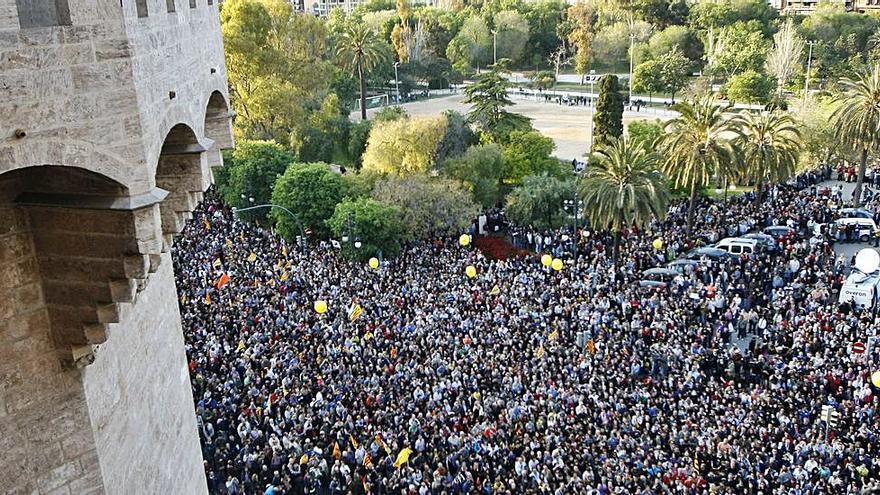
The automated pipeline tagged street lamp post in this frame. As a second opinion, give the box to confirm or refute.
[804,40,816,106]
[588,69,596,153]
[232,203,308,253]
[628,32,635,105]
[393,62,400,105]
[492,30,497,66]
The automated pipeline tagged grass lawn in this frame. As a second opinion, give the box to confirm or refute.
[704,186,755,200]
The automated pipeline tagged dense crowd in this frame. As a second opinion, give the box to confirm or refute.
[174,166,880,495]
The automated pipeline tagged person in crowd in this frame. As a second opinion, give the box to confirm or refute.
[175,166,880,495]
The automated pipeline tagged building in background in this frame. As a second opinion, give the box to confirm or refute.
[0,0,233,492]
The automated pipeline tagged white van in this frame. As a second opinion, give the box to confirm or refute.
[835,217,878,243]
[839,271,880,308]
[714,237,761,255]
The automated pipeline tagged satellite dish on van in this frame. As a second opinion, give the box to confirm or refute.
[855,248,880,274]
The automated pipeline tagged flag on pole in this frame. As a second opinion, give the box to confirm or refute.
[349,434,359,449]
[489,285,500,296]
[347,303,363,322]
[212,258,222,269]
[236,340,245,352]
[535,345,545,358]
[247,252,258,262]
[299,454,309,465]
[333,442,341,460]
[203,218,211,231]
[215,272,230,289]
[204,292,211,305]
[548,329,559,341]
[224,238,233,248]
[587,339,596,354]
[394,447,413,469]
[282,245,288,257]
[280,271,289,282]
[363,453,373,469]
[376,434,391,454]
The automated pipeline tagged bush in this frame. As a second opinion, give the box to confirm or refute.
[271,163,345,239]
[327,197,404,260]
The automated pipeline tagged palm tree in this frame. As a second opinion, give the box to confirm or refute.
[831,65,880,207]
[580,136,671,261]
[732,110,802,204]
[336,24,388,121]
[657,94,739,233]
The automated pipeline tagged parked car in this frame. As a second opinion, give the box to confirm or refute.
[683,247,735,262]
[667,259,700,274]
[838,207,874,220]
[834,217,878,243]
[742,233,778,252]
[714,237,762,255]
[639,268,679,288]
[763,225,797,241]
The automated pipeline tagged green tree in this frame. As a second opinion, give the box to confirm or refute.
[446,15,491,72]
[290,93,351,163]
[627,119,664,149]
[348,120,373,168]
[709,22,769,78]
[631,48,690,101]
[592,21,651,69]
[799,4,879,82]
[362,116,448,175]
[580,136,670,260]
[647,25,703,63]
[271,163,345,239]
[464,62,532,140]
[371,175,479,239]
[523,0,568,63]
[831,65,880,207]
[441,144,506,208]
[221,0,331,143]
[327,197,405,259]
[505,174,576,229]
[731,110,801,204]
[502,130,560,183]
[337,24,390,121]
[725,70,774,104]
[765,19,804,97]
[531,70,556,90]
[494,10,530,63]
[567,0,597,82]
[657,94,739,232]
[215,140,295,217]
[436,110,478,163]
[593,74,625,149]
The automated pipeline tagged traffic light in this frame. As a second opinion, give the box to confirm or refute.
[820,405,840,428]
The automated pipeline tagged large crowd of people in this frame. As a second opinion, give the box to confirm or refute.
[174,166,880,495]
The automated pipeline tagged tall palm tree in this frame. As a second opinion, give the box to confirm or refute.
[831,65,880,207]
[657,94,739,233]
[580,136,671,261]
[336,24,388,121]
[732,110,802,204]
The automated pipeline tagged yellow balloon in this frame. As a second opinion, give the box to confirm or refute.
[551,258,563,271]
[652,238,664,250]
[872,371,880,388]
[465,265,477,278]
[459,234,471,247]
[368,257,379,269]
[314,300,328,314]
[541,254,552,266]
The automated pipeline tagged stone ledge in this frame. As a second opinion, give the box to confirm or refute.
[15,187,168,211]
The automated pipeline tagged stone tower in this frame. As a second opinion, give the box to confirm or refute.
[0,0,233,492]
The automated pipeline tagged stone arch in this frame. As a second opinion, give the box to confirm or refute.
[204,90,234,150]
[154,123,211,250]
[0,165,166,367]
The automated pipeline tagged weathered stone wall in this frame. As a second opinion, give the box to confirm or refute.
[0,197,104,494]
[83,251,205,493]
[0,0,231,492]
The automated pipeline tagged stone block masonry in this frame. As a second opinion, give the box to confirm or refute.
[0,0,233,491]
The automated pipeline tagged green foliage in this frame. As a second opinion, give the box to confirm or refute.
[337,23,392,121]
[632,48,691,100]
[502,130,560,184]
[271,163,345,239]
[342,170,382,199]
[580,136,670,257]
[567,1,597,77]
[731,110,802,199]
[710,22,769,78]
[327,197,404,259]
[725,70,774,104]
[347,120,373,168]
[441,144,506,208]
[494,10,531,63]
[689,0,777,35]
[505,173,575,229]
[371,175,479,239]
[594,74,624,149]
[627,119,664,149]
[799,4,879,81]
[221,0,331,144]
[375,106,409,122]
[446,15,491,71]
[417,7,464,59]
[648,25,703,62]
[530,70,556,90]
[831,65,880,205]
[215,140,295,218]
[290,94,351,163]
[464,63,532,140]
[436,110,478,163]
[523,0,568,64]
[593,22,652,69]
[362,116,448,175]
